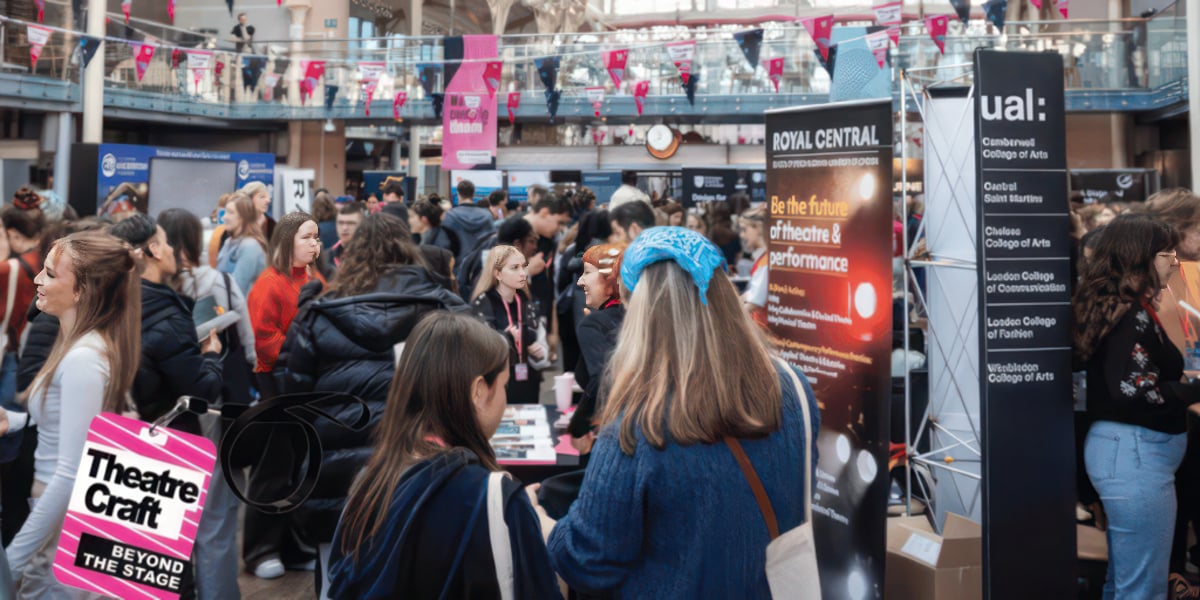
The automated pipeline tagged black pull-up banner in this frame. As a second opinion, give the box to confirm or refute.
[973,49,1075,599]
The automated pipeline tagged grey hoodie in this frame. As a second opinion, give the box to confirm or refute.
[178,266,257,366]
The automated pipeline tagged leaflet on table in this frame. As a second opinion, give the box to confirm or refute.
[503,405,549,421]
[494,443,557,463]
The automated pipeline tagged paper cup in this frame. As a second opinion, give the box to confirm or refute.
[554,373,575,411]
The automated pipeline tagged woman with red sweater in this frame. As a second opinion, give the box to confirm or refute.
[244,210,324,579]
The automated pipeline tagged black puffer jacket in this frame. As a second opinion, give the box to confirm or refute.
[135,280,223,435]
[275,265,469,542]
[17,308,58,393]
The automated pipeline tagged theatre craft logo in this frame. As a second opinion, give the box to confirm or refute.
[101,153,117,177]
[55,413,214,599]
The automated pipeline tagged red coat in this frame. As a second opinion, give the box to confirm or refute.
[247,266,323,373]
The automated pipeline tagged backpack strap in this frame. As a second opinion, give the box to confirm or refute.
[725,437,780,540]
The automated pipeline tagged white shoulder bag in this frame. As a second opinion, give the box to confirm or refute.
[724,361,822,599]
[487,471,515,600]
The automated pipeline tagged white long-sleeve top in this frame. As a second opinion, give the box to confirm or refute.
[5,331,110,575]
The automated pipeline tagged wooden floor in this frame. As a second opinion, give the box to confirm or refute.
[236,570,316,599]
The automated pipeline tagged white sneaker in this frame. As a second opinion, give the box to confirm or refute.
[254,558,285,579]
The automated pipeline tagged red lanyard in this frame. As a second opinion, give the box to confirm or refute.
[602,298,620,310]
[1142,299,1167,342]
[501,294,523,361]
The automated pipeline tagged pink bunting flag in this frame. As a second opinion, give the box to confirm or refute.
[603,49,629,89]
[393,91,407,120]
[167,0,175,23]
[215,55,225,84]
[1058,0,1069,18]
[135,41,156,82]
[926,15,949,54]
[865,31,890,68]
[592,127,606,145]
[801,15,835,61]
[665,40,697,85]
[34,0,44,22]
[300,60,326,103]
[262,72,280,101]
[763,57,783,92]
[121,0,131,24]
[1030,0,1042,8]
[363,81,377,116]
[482,61,502,97]
[585,87,605,117]
[186,50,212,92]
[506,91,520,123]
[633,80,649,116]
[874,1,901,26]
[27,25,50,70]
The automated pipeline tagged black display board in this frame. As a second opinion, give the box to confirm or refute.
[1069,168,1159,203]
[973,49,1076,599]
[765,99,893,598]
[681,167,738,206]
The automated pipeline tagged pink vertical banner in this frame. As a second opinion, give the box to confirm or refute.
[186,50,212,92]
[34,0,44,22]
[801,15,835,61]
[393,91,407,120]
[482,61,502,97]
[135,41,156,82]
[167,0,175,23]
[633,80,649,116]
[300,60,326,103]
[121,0,131,23]
[926,15,949,54]
[604,49,628,89]
[1058,0,1069,18]
[763,57,783,92]
[665,40,697,85]
[506,91,520,122]
[442,35,498,171]
[592,127,606,144]
[1030,0,1043,8]
[27,25,50,69]
[363,81,377,116]
[53,413,214,599]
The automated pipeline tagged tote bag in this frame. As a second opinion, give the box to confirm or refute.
[725,360,821,599]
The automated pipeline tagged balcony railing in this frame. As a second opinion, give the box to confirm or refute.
[0,10,1186,121]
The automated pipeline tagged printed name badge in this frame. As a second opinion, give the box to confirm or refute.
[514,363,529,382]
[55,413,215,599]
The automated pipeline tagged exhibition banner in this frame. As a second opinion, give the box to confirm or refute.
[93,143,274,218]
[681,168,738,206]
[972,49,1074,598]
[765,100,892,598]
[442,35,498,171]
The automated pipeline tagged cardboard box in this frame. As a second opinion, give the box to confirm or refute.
[886,513,982,600]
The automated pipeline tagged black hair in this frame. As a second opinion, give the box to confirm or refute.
[412,199,443,227]
[532,194,570,216]
[621,170,638,186]
[109,213,159,259]
[339,201,367,216]
[611,201,656,232]
[1,204,45,240]
[497,215,534,245]
[380,201,410,225]
[577,209,612,252]
[382,181,406,201]
[157,209,203,269]
[487,189,508,208]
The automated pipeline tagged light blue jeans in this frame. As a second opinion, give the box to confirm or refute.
[1085,420,1187,600]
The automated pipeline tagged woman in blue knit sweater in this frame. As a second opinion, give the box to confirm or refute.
[534,227,820,598]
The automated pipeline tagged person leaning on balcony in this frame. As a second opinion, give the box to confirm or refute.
[232,13,255,54]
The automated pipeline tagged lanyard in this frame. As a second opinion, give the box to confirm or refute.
[501,293,523,361]
[602,298,621,310]
[1142,299,1168,343]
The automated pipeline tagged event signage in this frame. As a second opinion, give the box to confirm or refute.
[972,49,1074,598]
[54,413,214,599]
[582,171,622,204]
[274,168,314,216]
[443,35,499,171]
[765,99,892,598]
[1069,169,1156,203]
[681,168,738,206]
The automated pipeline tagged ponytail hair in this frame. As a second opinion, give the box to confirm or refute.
[30,231,141,413]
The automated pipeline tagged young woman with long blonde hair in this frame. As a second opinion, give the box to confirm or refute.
[216,193,269,296]
[471,245,549,404]
[0,231,141,597]
[537,227,820,598]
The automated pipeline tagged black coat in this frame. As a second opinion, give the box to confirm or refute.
[16,308,57,393]
[275,265,468,542]
[135,280,223,435]
[568,304,625,437]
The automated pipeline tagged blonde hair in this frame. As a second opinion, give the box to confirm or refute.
[599,260,781,454]
[240,181,269,204]
[30,231,141,413]
[471,245,529,301]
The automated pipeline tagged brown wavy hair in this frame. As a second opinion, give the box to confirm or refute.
[227,193,267,251]
[324,214,425,298]
[268,211,317,274]
[336,312,509,561]
[30,231,141,413]
[1073,214,1180,362]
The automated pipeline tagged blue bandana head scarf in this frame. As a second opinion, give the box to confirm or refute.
[620,226,728,304]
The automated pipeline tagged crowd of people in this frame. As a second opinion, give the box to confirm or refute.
[0,174,816,599]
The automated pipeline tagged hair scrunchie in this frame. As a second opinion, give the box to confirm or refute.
[13,188,41,211]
